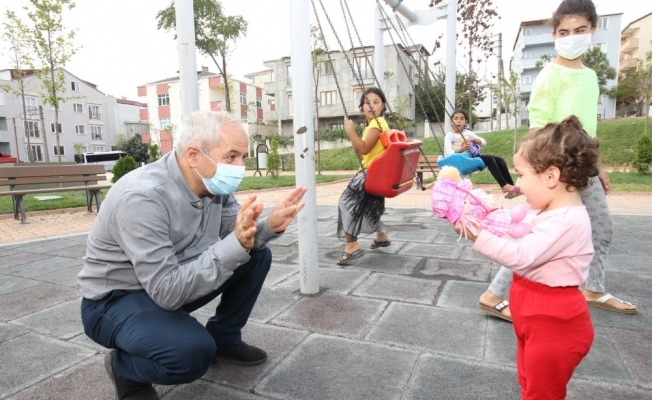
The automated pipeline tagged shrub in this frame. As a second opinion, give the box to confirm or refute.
[148,144,160,163]
[267,138,281,178]
[633,135,652,173]
[111,156,138,183]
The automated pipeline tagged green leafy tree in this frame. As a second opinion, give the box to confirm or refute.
[72,142,84,163]
[148,144,160,163]
[1,10,35,161]
[582,47,616,95]
[266,137,281,179]
[633,135,652,173]
[118,133,149,163]
[8,0,80,164]
[156,0,247,113]
[111,156,138,183]
[386,95,415,131]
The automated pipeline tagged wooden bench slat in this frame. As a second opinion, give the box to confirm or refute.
[0,185,111,197]
[0,175,107,186]
[0,165,106,178]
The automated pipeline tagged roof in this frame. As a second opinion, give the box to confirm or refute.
[621,11,652,35]
[117,98,147,107]
[244,69,273,78]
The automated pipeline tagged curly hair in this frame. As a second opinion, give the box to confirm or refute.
[551,0,598,30]
[516,115,600,191]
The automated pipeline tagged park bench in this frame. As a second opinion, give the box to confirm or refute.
[0,164,111,223]
[414,155,440,189]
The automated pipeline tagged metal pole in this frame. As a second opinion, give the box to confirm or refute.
[290,0,319,294]
[496,32,503,131]
[444,0,456,131]
[382,0,419,23]
[175,0,199,116]
[375,5,385,91]
[12,118,21,162]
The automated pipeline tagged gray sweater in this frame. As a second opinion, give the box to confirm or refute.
[77,152,278,310]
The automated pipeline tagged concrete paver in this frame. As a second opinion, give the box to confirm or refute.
[1,175,651,399]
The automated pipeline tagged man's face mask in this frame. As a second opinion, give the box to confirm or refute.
[195,149,245,196]
[554,33,592,61]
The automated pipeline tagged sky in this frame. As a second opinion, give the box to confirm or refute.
[1,0,651,100]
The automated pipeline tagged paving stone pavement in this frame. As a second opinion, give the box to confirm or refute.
[1,203,652,399]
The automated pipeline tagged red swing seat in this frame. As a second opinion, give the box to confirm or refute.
[364,130,423,198]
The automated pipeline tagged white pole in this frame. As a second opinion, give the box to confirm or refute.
[444,0,456,131]
[290,0,319,294]
[374,5,385,91]
[175,0,199,116]
[382,0,419,23]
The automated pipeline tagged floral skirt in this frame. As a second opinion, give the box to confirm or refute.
[337,170,385,240]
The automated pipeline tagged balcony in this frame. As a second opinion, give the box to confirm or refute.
[523,33,554,47]
[621,37,639,53]
[619,57,638,72]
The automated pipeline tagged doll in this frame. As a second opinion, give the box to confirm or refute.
[431,166,531,239]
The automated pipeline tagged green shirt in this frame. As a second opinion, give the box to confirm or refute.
[528,62,599,137]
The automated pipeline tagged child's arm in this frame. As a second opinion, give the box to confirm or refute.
[472,215,576,273]
[466,131,487,146]
[344,118,382,156]
[444,133,455,156]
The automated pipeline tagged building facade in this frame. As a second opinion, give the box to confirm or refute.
[512,14,622,125]
[262,44,429,138]
[617,12,652,117]
[137,67,274,155]
[0,68,137,162]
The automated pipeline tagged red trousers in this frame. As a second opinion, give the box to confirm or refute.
[510,274,594,400]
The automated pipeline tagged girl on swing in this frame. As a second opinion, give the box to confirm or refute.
[336,87,391,265]
[444,109,522,199]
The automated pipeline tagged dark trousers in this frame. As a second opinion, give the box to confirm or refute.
[478,154,514,188]
[81,247,272,386]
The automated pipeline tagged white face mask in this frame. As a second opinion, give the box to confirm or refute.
[554,33,592,60]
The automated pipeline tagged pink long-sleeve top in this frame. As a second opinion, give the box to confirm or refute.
[472,206,594,287]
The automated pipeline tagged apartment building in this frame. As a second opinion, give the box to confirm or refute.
[115,98,149,139]
[512,14,622,125]
[617,12,652,117]
[0,68,126,162]
[137,67,274,155]
[262,44,429,138]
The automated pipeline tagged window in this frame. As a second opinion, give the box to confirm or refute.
[71,81,80,92]
[26,121,40,138]
[269,99,275,111]
[524,28,533,36]
[256,97,262,109]
[90,125,102,141]
[288,94,292,116]
[286,65,292,86]
[591,42,607,53]
[597,17,608,30]
[330,123,344,130]
[353,88,364,109]
[75,124,85,135]
[522,75,531,84]
[50,123,62,134]
[523,52,531,59]
[0,117,7,131]
[0,91,5,105]
[320,60,335,75]
[53,145,65,156]
[25,96,38,117]
[354,56,373,79]
[73,103,83,113]
[159,118,171,130]
[89,105,101,120]
[91,146,105,152]
[240,92,247,105]
[30,144,43,161]
[158,94,169,106]
[320,90,337,105]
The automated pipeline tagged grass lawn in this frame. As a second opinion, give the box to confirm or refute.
[0,174,353,215]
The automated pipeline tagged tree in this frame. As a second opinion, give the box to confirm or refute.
[156,0,247,113]
[414,69,446,123]
[582,47,616,95]
[1,10,35,161]
[266,137,281,179]
[611,51,652,132]
[386,95,415,131]
[118,133,149,163]
[72,142,84,163]
[8,0,79,164]
[111,156,138,183]
[148,144,160,163]
[493,70,520,149]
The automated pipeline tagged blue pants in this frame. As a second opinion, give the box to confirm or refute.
[81,247,272,385]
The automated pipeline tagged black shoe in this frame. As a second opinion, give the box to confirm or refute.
[104,350,160,400]
[213,341,268,366]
